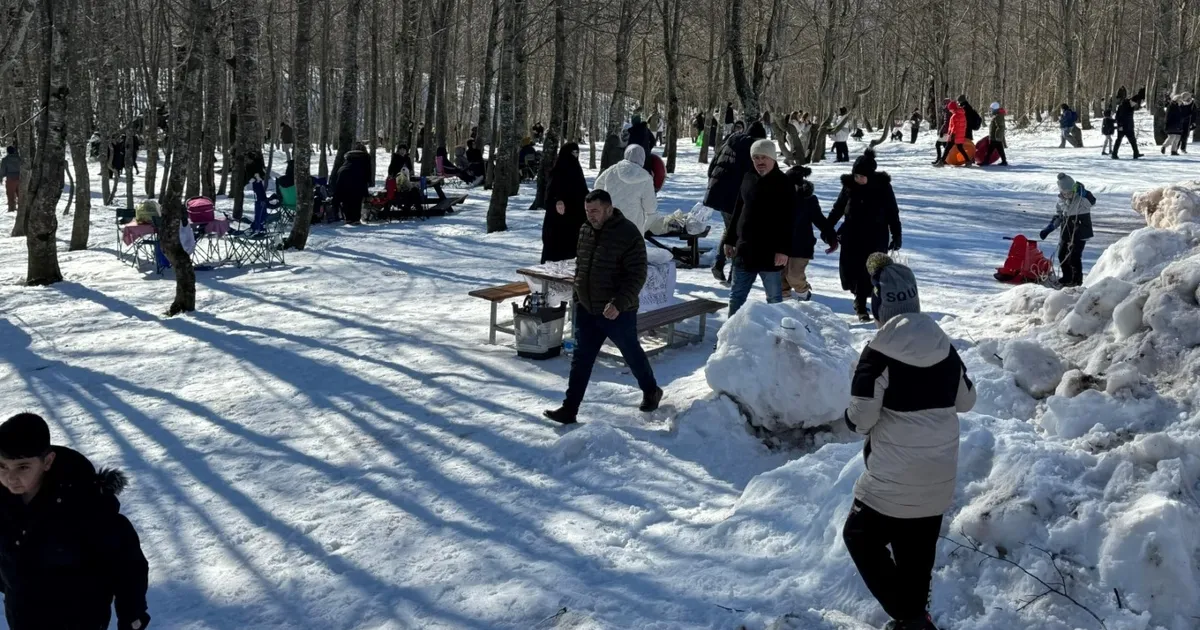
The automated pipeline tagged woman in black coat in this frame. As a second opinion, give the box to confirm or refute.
[827,150,902,320]
[541,142,589,263]
[335,143,372,225]
[782,166,836,299]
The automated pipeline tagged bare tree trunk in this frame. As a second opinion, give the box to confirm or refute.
[160,0,206,316]
[532,0,566,210]
[0,0,36,78]
[318,0,332,177]
[66,4,92,251]
[476,0,500,143]
[200,17,220,199]
[330,0,363,185]
[601,0,637,163]
[232,8,263,219]
[661,0,683,173]
[1152,0,1174,144]
[287,0,317,249]
[25,0,70,286]
[487,0,524,233]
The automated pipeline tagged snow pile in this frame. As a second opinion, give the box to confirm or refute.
[1130,179,1200,229]
[730,411,1200,630]
[999,339,1065,398]
[1087,225,1200,285]
[705,301,858,432]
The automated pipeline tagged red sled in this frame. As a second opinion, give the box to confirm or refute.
[649,153,666,192]
[995,235,1054,284]
[974,136,1001,166]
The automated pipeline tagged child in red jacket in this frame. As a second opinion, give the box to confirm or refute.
[936,102,971,167]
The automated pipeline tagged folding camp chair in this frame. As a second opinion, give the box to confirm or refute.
[227,182,285,268]
[115,207,138,262]
[131,216,167,275]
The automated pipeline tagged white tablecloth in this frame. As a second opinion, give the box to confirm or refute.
[521,247,676,313]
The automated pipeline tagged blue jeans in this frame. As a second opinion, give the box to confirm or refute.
[728,261,783,316]
[564,304,658,410]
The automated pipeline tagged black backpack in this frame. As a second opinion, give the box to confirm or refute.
[966,104,982,131]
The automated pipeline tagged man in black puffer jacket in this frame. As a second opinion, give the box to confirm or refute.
[0,413,150,630]
[1112,91,1143,160]
[544,190,661,425]
[725,139,794,316]
[827,150,902,321]
[782,166,837,301]
[705,121,767,283]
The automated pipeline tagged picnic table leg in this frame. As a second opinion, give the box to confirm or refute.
[698,313,708,341]
[667,322,676,347]
[690,238,700,267]
[489,302,498,344]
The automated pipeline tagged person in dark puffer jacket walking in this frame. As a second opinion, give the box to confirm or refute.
[0,413,151,630]
[842,256,976,630]
[827,150,902,320]
[705,122,768,283]
[544,190,661,425]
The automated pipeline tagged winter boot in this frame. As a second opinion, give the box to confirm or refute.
[639,387,663,413]
[795,290,812,302]
[543,407,578,425]
[712,263,727,283]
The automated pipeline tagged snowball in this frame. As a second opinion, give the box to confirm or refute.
[1001,339,1066,398]
[1087,225,1198,285]
[1061,277,1135,337]
[1042,289,1079,322]
[1112,290,1149,339]
[1131,180,1200,229]
[706,301,857,431]
[1099,493,1200,626]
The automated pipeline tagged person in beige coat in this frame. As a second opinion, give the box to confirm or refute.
[842,254,976,630]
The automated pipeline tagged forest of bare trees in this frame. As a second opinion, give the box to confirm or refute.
[1,0,1198,301]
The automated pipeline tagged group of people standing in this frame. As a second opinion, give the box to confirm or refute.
[705,123,902,321]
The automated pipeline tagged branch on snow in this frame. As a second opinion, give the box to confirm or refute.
[941,534,1107,630]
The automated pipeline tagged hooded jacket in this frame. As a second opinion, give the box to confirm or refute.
[542,144,589,263]
[1059,108,1078,129]
[845,313,977,519]
[335,149,372,200]
[704,126,766,214]
[828,172,902,293]
[574,208,647,314]
[832,114,852,142]
[946,102,968,143]
[727,165,794,273]
[0,153,20,179]
[594,145,662,235]
[1116,99,1137,131]
[1101,114,1116,135]
[785,173,835,259]
[1166,101,1186,135]
[0,447,150,630]
[1043,180,1095,243]
[988,110,1007,146]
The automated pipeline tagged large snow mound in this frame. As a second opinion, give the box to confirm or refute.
[705,301,857,432]
[1131,179,1200,228]
[726,413,1200,630]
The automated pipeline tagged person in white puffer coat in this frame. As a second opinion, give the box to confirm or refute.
[593,144,666,235]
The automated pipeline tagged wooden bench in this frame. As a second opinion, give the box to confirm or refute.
[627,297,725,358]
[468,281,532,344]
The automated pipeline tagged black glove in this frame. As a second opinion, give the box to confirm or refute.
[889,236,902,251]
[1039,228,1051,240]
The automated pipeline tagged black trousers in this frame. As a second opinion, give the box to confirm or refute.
[834,141,850,162]
[564,305,657,410]
[934,141,947,161]
[1058,237,1086,286]
[341,195,364,223]
[994,145,1008,163]
[910,127,918,144]
[713,211,734,269]
[843,500,943,623]
[945,143,969,163]
[1113,129,1141,157]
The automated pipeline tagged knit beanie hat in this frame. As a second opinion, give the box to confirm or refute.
[867,253,920,324]
[852,149,877,176]
[748,121,767,139]
[0,413,51,459]
[750,139,777,161]
[623,143,646,167]
[1057,172,1075,194]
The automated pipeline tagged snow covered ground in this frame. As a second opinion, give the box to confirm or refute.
[1,114,1198,629]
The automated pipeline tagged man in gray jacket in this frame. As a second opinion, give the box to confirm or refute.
[1,147,20,213]
[842,253,976,630]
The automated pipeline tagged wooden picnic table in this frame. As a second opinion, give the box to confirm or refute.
[645,226,712,268]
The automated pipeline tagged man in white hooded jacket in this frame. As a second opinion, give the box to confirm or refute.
[842,253,976,630]
[593,144,666,236]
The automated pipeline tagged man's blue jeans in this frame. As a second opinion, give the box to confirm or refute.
[564,304,658,410]
[728,260,783,316]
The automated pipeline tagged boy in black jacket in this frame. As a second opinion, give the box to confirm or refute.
[782,166,837,301]
[0,413,150,630]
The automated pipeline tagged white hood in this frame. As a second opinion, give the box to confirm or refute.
[594,159,661,235]
[868,312,952,368]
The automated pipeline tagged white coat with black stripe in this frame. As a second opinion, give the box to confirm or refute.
[844,313,977,519]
